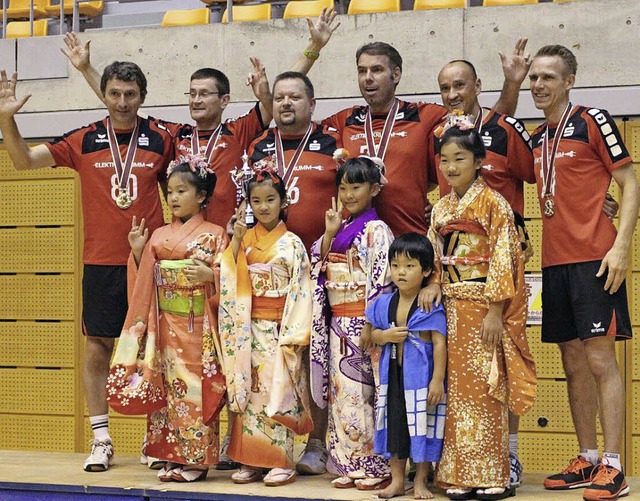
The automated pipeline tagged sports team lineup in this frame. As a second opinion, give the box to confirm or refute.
[0,6,635,501]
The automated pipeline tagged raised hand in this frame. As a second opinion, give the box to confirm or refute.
[499,37,531,87]
[246,57,270,102]
[324,196,342,237]
[61,32,91,72]
[232,206,248,243]
[128,216,148,253]
[306,7,340,50]
[0,70,31,118]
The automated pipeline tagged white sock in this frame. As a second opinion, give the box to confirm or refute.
[581,448,599,465]
[89,414,111,442]
[603,452,622,472]
[509,433,519,460]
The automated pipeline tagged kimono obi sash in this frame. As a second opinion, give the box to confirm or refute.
[439,218,490,284]
[324,252,366,312]
[251,295,286,320]
[248,262,289,321]
[155,259,205,316]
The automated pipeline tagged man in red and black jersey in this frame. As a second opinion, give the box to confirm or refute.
[0,63,173,473]
[528,45,638,501]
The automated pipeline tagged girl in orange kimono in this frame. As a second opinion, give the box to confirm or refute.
[429,121,536,501]
[219,165,313,487]
[107,156,228,483]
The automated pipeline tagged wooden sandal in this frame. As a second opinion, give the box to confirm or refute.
[263,468,297,487]
[232,465,263,484]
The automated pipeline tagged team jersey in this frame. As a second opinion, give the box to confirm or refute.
[323,100,447,235]
[249,122,340,251]
[531,106,632,268]
[435,108,535,216]
[153,103,266,229]
[47,116,173,265]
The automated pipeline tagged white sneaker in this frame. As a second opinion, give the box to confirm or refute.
[84,439,114,472]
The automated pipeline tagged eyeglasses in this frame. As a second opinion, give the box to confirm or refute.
[184,91,224,99]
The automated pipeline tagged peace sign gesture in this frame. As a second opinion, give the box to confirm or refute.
[325,196,342,237]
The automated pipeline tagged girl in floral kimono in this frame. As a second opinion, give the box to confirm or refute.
[219,164,313,487]
[107,155,228,483]
[309,156,394,490]
[429,120,536,501]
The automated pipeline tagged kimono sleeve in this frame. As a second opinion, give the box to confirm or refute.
[360,220,394,306]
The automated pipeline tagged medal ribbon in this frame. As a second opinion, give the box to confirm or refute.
[474,107,484,135]
[191,123,223,163]
[274,123,313,186]
[541,102,573,198]
[106,117,140,191]
[364,98,399,161]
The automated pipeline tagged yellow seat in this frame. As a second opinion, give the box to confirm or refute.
[161,8,210,27]
[45,1,104,17]
[483,0,537,5]
[6,19,48,38]
[347,0,400,15]
[284,0,334,19]
[222,3,272,22]
[2,0,50,20]
[414,0,465,9]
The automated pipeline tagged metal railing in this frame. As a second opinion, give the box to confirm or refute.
[1,0,81,38]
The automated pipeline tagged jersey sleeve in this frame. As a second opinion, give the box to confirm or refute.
[502,116,535,184]
[320,110,346,134]
[46,130,81,170]
[225,102,267,151]
[585,108,632,172]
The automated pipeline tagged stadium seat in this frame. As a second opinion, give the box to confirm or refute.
[222,3,272,22]
[414,0,465,9]
[6,19,48,37]
[162,8,211,27]
[483,0,538,5]
[45,1,104,18]
[1,0,50,20]
[347,0,401,15]
[284,0,334,19]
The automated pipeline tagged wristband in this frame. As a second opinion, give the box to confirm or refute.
[303,49,320,60]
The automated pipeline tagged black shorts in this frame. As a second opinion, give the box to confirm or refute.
[82,264,128,338]
[541,261,632,344]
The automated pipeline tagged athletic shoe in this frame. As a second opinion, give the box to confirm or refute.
[295,438,328,475]
[583,464,630,501]
[543,456,598,490]
[84,439,114,472]
[510,453,523,488]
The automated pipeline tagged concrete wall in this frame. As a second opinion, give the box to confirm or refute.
[4,0,640,137]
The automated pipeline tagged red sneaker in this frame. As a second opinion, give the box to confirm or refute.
[583,464,629,501]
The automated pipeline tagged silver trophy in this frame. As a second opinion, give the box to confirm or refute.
[240,151,256,228]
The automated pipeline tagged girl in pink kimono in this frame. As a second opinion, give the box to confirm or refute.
[107,156,228,483]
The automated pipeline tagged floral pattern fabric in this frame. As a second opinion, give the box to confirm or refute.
[107,213,228,466]
[429,178,536,489]
[310,219,394,478]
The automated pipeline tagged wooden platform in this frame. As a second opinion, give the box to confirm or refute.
[0,450,637,501]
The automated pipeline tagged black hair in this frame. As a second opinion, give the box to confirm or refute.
[534,44,578,76]
[440,126,486,163]
[167,163,217,209]
[336,156,384,186]
[190,67,230,95]
[247,170,288,222]
[273,71,314,99]
[388,233,435,272]
[356,42,403,73]
[100,61,147,99]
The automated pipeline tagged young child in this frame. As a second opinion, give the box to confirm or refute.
[218,161,313,487]
[366,232,448,500]
[309,156,394,490]
[430,119,536,501]
[107,155,228,483]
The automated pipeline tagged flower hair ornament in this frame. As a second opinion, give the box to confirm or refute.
[433,109,476,139]
[332,148,350,165]
[167,153,214,178]
[359,155,389,188]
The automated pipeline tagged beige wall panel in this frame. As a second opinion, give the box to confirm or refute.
[0,368,76,415]
[0,275,75,321]
[0,321,76,368]
[0,415,75,452]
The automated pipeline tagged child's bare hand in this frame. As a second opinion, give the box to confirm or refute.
[480,312,503,348]
[232,206,248,242]
[128,216,148,253]
[427,380,444,406]
[382,325,408,344]
[184,259,214,283]
[324,196,342,236]
[359,322,373,350]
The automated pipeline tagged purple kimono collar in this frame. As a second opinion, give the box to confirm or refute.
[330,208,379,254]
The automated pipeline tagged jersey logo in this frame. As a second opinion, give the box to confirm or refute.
[309,140,321,151]
[355,113,366,123]
[395,111,404,120]
[138,134,149,147]
[563,123,575,137]
[504,116,532,148]
[262,142,276,153]
[482,132,493,147]
[95,133,108,144]
[591,322,605,334]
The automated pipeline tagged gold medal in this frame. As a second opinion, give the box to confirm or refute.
[543,196,555,217]
[116,189,132,210]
